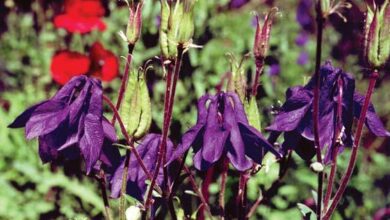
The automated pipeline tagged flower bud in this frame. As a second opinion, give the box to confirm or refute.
[364,0,390,68]
[126,1,143,46]
[120,68,152,139]
[159,0,195,59]
[125,206,142,220]
[253,7,278,60]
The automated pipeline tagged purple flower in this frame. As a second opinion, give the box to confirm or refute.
[168,92,280,171]
[296,0,315,32]
[297,51,309,65]
[269,64,281,76]
[229,0,249,9]
[267,62,390,162]
[8,76,118,174]
[110,133,174,201]
[295,31,309,47]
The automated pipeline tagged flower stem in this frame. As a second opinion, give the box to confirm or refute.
[323,70,379,220]
[97,170,113,220]
[237,172,249,220]
[323,77,343,211]
[112,45,134,125]
[119,144,133,220]
[251,58,265,97]
[183,165,213,219]
[313,1,325,219]
[144,45,185,211]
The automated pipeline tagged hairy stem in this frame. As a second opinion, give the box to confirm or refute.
[119,144,133,220]
[323,70,379,220]
[237,172,249,220]
[313,1,325,219]
[112,45,134,124]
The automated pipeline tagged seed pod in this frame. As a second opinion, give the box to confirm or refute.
[177,0,195,45]
[244,96,261,131]
[226,54,247,102]
[364,0,390,68]
[253,7,278,60]
[120,69,152,139]
[159,0,171,58]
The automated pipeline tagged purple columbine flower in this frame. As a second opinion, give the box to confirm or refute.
[168,92,280,171]
[267,62,390,162]
[110,133,174,201]
[8,76,118,174]
[297,51,309,65]
[296,0,314,32]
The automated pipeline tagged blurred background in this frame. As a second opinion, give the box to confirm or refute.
[0,0,389,219]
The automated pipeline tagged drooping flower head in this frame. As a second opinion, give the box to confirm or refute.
[54,0,106,34]
[110,133,174,201]
[168,92,280,171]
[9,76,118,174]
[267,62,390,162]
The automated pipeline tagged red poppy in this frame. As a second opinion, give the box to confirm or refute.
[50,51,91,85]
[54,0,106,34]
[89,42,119,82]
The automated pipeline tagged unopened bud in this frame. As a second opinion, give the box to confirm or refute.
[364,0,390,68]
[253,7,278,60]
[159,0,195,59]
[120,68,152,139]
[126,1,143,46]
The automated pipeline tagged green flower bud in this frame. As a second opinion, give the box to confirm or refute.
[159,0,195,59]
[245,96,261,131]
[120,68,152,139]
[126,1,143,46]
[364,0,390,68]
[177,0,195,44]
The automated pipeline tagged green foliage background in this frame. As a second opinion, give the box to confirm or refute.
[0,0,389,219]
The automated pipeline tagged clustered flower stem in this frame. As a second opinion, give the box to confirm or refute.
[323,70,379,220]
[144,45,185,211]
[119,145,133,220]
[313,1,325,219]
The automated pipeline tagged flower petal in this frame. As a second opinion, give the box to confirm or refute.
[8,101,48,128]
[353,92,390,137]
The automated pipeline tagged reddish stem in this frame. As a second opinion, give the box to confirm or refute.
[219,158,229,219]
[112,45,134,125]
[312,2,325,219]
[251,58,264,97]
[144,46,184,210]
[323,70,379,220]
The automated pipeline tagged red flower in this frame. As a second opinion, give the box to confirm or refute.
[89,42,119,82]
[54,0,106,34]
[50,51,91,85]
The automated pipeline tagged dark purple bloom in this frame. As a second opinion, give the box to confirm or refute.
[268,64,281,76]
[296,0,315,32]
[8,76,118,174]
[110,133,173,201]
[229,0,249,9]
[267,62,390,162]
[168,92,280,171]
